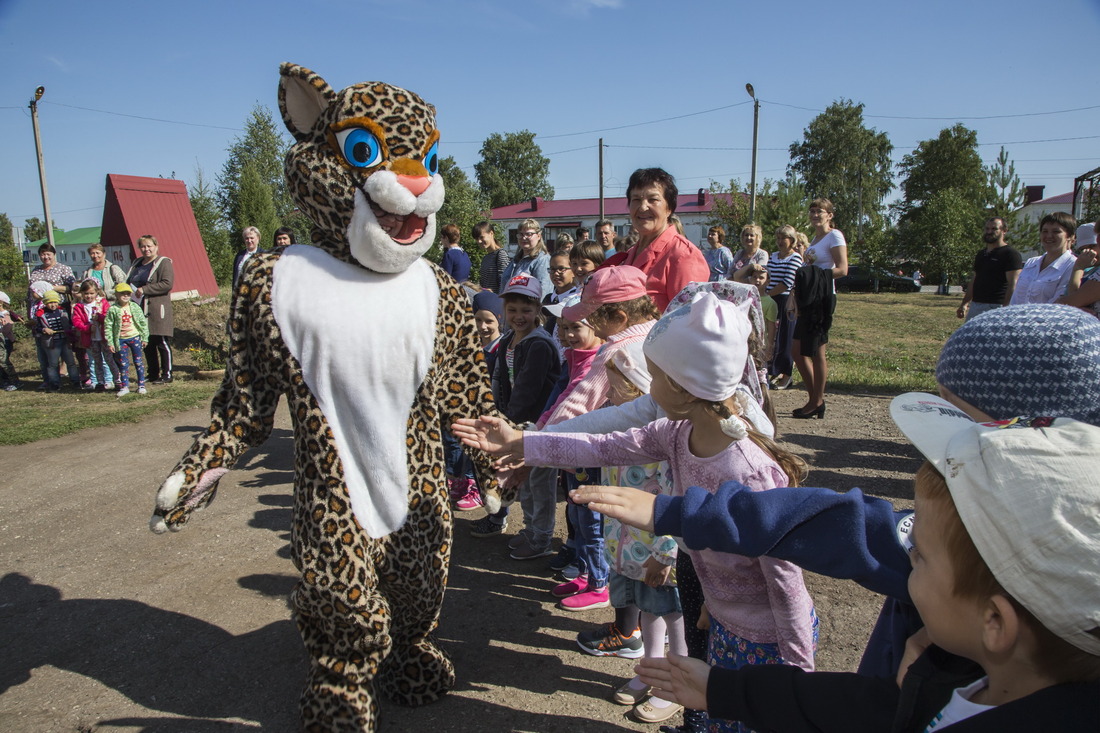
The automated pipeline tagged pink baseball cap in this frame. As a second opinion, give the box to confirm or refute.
[562,265,647,321]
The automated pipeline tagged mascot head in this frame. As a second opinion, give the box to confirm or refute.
[279,63,444,273]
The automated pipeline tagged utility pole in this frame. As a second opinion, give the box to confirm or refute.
[598,137,605,222]
[29,85,56,248]
[746,84,760,224]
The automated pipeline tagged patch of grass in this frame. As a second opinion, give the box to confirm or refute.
[825,292,960,393]
[0,379,219,445]
[0,289,961,443]
[0,288,233,445]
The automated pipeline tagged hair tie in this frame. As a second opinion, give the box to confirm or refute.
[719,415,748,440]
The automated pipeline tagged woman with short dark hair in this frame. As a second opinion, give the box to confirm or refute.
[604,167,709,311]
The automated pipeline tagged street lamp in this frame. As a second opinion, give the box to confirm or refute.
[29,85,56,248]
[745,83,760,225]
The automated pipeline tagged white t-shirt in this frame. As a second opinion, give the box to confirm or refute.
[808,229,846,294]
[923,676,995,731]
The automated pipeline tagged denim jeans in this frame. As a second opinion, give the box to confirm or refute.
[563,469,608,587]
[519,465,558,548]
[42,337,79,389]
[116,337,145,387]
[88,340,119,386]
[442,427,474,480]
[965,301,1002,322]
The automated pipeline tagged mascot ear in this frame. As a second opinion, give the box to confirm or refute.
[279,63,337,142]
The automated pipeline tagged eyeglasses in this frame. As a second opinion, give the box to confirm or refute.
[519,231,540,238]
[549,267,570,274]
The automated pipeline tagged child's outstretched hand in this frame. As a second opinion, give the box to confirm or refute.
[635,654,710,712]
[569,484,656,532]
[450,415,524,459]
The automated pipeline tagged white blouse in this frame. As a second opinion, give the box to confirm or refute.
[1010,250,1076,305]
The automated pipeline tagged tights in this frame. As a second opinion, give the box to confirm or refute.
[615,605,640,635]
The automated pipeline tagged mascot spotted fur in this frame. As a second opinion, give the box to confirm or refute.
[150,64,510,731]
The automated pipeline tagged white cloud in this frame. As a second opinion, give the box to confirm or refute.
[570,0,623,11]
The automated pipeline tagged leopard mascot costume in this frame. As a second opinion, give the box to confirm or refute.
[150,63,511,731]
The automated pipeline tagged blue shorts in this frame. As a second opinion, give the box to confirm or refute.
[609,571,681,617]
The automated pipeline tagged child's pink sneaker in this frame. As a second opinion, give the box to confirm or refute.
[560,585,610,611]
[551,575,589,598]
[454,485,483,511]
[447,477,472,502]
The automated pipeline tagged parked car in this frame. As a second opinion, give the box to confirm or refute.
[836,265,921,293]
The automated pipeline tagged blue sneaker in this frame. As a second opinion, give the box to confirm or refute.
[558,560,584,581]
[548,545,576,571]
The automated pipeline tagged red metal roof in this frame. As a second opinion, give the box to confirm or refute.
[100,174,219,297]
[490,191,742,220]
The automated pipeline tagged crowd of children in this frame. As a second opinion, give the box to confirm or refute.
[442,212,1099,732]
[3,279,152,396]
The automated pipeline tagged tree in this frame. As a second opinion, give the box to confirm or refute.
[474,130,553,209]
[217,104,293,243]
[896,124,987,223]
[189,167,234,285]
[23,216,62,243]
[428,156,488,267]
[788,100,894,236]
[0,212,27,294]
[986,146,1038,249]
[904,188,975,288]
[896,124,989,274]
[756,175,810,241]
[706,178,751,240]
[234,162,281,248]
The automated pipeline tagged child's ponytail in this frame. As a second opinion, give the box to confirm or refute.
[708,397,808,487]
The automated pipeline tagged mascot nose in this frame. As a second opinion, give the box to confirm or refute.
[396,174,431,197]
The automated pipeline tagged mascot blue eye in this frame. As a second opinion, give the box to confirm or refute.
[334,128,383,168]
[423,141,439,176]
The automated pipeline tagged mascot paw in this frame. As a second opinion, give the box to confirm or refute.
[378,638,455,706]
[483,490,501,515]
[151,468,229,532]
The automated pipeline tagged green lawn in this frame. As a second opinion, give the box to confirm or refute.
[825,292,960,393]
[0,291,960,444]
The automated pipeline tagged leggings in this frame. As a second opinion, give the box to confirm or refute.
[117,337,145,387]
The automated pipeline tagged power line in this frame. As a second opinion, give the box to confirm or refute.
[611,144,789,152]
[448,101,753,144]
[760,99,1100,121]
[41,100,243,131]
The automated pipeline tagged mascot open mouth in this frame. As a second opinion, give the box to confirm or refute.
[368,199,427,244]
[347,170,444,273]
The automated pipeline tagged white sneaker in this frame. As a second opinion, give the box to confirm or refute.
[104,382,115,390]
[138,386,147,394]
[117,386,130,396]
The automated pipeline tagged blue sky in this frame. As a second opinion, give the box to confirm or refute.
[2,0,1098,234]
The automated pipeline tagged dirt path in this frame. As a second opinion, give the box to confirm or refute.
[0,389,921,732]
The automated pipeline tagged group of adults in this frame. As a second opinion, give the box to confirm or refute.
[958,212,1100,321]
[446,167,850,423]
[26,236,177,386]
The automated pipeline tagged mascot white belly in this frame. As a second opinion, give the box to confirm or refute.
[272,244,438,537]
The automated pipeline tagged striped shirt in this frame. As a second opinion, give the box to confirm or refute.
[479,248,512,293]
[767,251,803,295]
